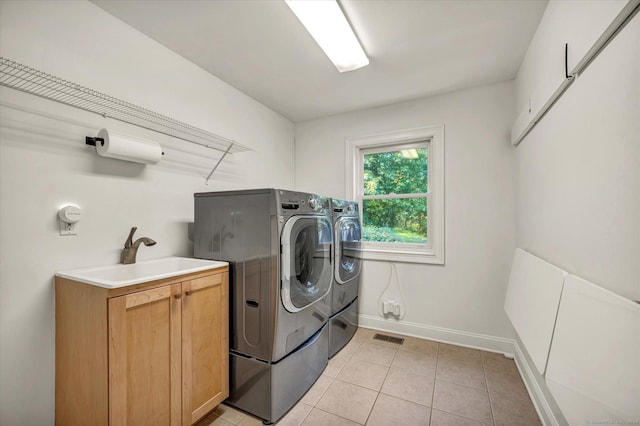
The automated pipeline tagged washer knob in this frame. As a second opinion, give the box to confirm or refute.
[346,204,355,213]
[308,196,320,210]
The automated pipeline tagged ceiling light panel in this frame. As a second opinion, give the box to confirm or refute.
[284,0,369,73]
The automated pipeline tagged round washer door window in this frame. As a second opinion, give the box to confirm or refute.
[281,215,332,312]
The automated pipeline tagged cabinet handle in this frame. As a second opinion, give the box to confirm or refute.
[185,290,193,296]
[174,293,182,299]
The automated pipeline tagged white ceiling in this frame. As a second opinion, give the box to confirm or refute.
[91,0,547,123]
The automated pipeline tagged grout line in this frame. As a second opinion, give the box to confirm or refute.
[312,406,366,425]
[362,391,382,426]
[428,343,440,426]
[482,359,497,425]
[430,407,492,425]
[297,403,313,425]
[434,377,488,393]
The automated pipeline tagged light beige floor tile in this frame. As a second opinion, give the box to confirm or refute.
[398,336,439,355]
[316,380,378,424]
[429,409,487,426]
[436,357,487,391]
[490,391,542,426]
[438,343,482,367]
[238,415,264,426]
[380,368,434,406]
[324,363,343,378]
[432,381,493,424]
[336,358,389,391]
[354,327,376,341]
[203,414,236,426]
[391,349,437,377]
[301,374,334,406]
[325,349,352,378]
[352,342,397,366]
[213,404,247,424]
[301,408,359,426]
[365,393,430,426]
[339,336,364,357]
[484,368,530,401]
[276,403,312,426]
[481,351,518,375]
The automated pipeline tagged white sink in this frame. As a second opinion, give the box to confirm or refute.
[56,257,228,289]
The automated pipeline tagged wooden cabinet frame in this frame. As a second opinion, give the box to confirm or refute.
[55,266,228,426]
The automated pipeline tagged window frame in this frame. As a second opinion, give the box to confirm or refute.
[346,125,444,265]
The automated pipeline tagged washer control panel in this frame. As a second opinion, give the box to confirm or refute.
[277,190,328,214]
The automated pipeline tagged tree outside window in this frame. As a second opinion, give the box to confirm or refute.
[362,145,428,244]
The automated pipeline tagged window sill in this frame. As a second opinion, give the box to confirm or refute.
[359,247,444,265]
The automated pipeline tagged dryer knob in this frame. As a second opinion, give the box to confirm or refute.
[346,204,355,213]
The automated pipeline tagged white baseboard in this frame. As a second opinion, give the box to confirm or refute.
[513,342,562,426]
[358,314,562,426]
[359,314,515,354]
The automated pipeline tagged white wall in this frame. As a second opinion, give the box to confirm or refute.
[295,82,517,343]
[510,5,639,424]
[514,5,640,304]
[0,1,294,424]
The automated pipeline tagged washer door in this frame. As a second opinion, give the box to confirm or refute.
[281,216,333,312]
[335,217,362,284]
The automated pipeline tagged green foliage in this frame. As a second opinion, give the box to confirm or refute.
[362,226,427,244]
[362,148,428,243]
[363,148,427,195]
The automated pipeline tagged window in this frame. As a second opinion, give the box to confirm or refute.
[346,125,444,264]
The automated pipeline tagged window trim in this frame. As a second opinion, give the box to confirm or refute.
[346,125,444,265]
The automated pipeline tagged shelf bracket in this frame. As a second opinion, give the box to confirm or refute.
[205,142,234,184]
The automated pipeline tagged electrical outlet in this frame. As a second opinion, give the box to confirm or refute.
[59,221,77,236]
[383,300,401,316]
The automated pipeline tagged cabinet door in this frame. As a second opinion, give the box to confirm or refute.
[182,272,229,425]
[108,284,182,426]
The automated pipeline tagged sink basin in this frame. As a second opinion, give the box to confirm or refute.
[56,256,228,289]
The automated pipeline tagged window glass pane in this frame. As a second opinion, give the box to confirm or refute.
[362,198,427,243]
[363,148,427,195]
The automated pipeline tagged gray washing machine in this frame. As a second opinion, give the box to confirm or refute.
[328,198,362,358]
[194,188,332,424]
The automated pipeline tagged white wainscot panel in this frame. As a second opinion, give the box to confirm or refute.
[504,248,566,374]
[545,275,640,425]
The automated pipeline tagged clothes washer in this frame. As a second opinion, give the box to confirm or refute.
[194,188,332,424]
[328,198,362,358]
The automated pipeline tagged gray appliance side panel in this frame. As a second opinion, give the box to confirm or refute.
[226,354,271,421]
[226,325,328,424]
[329,297,359,358]
[271,324,328,423]
[194,192,276,360]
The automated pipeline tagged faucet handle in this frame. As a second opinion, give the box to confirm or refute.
[124,227,137,248]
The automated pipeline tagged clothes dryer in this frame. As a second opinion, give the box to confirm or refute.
[328,198,362,358]
[194,188,332,424]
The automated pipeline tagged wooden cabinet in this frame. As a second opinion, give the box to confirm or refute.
[56,267,228,425]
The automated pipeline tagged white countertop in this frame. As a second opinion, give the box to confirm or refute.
[56,256,228,289]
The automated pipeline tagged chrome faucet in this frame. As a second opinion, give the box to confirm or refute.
[121,227,156,264]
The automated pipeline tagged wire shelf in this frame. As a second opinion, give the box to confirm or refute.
[0,57,251,155]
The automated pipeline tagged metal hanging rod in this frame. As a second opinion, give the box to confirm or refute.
[0,57,251,179]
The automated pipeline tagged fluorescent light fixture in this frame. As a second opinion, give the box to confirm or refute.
[284,0,369,72]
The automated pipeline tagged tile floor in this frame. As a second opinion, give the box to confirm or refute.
[196,327,542,426]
